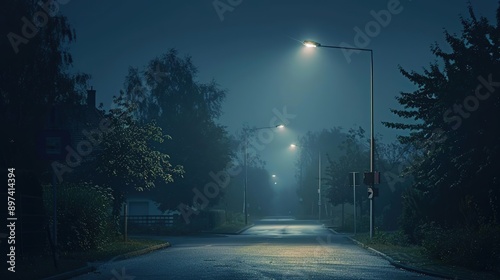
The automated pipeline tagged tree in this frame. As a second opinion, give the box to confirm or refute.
[77,94,184,216]
[324,127,368,228]
[322,127,412,231]
[120,49,232,211]
[1,0,89,256]
[294,128,346,217]
[2,1,89,168]
[384,3,500,230]
[374,141,415,230]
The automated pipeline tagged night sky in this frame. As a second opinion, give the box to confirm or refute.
[61,0,498,188]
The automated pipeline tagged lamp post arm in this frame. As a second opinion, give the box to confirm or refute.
[245,124,283,133]
[318,44,373,53]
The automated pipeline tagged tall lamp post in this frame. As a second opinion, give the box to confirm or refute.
[290,144,322,221]
[244,124,284,225]
[303,40,375,238]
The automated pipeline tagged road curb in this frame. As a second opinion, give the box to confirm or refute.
[345,235,463,280]
[235,224,254,234]
[110,242,171,262]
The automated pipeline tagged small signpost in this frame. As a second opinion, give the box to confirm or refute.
[350,172,359,235]
[363,171,381,239]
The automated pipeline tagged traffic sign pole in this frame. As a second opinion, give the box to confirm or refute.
[364,172,380,239]
[370,197,373,238]
[318,152,321,221]
[352,172,357,235]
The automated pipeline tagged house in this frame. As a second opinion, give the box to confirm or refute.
[37,87,104,165]
[122,191,171,216]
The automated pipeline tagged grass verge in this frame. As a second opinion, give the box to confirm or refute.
[352,232,500,280]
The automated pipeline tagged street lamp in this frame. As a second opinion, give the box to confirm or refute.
[303,41,320,48]
[290,144,322,221]
[271,174,278,185]
[243,124,284,225]
[303,40,375,238]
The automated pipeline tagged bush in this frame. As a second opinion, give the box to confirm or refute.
[43,183,114,252]
[336,214,371,233]
[366,230,411,246]
[208,209,226,228]
[356,214,371,233]
[419,222,500,270]
[226,211,244,224]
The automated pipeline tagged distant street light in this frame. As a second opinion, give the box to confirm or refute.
[243,124,284,225]
[290,143,322,221]
[303,39,376,238]
[271,174,278,185]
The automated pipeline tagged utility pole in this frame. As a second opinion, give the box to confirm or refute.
[318,152,321,221]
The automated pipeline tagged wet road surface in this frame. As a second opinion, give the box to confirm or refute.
[72,217,442,279]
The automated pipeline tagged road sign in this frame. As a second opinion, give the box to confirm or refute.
[363,172,373,185]
[374,171,381,185]
[364,171,381,185]
[368,187,379,199]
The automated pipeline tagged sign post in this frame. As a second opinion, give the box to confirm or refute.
[318,152,321,221]
[364,171,380,239]
[350,172,359,235]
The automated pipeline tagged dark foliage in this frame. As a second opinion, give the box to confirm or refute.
[120,49,232,210]
[43,183,114,252]
[384,3,500,230]
[1,0,90,256]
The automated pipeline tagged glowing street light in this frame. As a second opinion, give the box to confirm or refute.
[243,124,284,225]
[271,174,278,185]
[303,40,321,48]
[302,39,375,238]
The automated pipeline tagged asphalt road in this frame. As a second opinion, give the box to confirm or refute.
[72,217,441,279]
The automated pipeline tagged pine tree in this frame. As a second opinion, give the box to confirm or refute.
[384,3,500,229]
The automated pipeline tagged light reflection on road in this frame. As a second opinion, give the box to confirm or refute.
[72,217,442,280]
